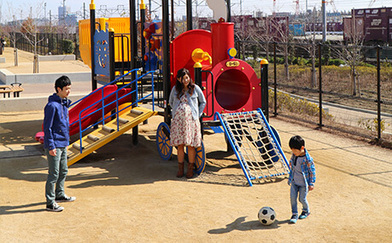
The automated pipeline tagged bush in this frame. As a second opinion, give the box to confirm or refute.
[328,59,346,66]
[268,89,333,120]
[62,39,74,54]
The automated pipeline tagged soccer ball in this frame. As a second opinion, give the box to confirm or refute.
[258,206,276,226]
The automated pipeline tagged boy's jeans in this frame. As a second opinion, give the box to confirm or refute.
[290,183,309,215]
[45,148,68,206]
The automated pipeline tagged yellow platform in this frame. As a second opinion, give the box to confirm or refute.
[67,106,157,166]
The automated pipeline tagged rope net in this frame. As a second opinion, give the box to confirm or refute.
[221,110,289,183]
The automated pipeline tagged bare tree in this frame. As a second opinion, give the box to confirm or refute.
[295,8,319,88]
[3,2,22,66]
[18,1,46,73]
[333,15,365,96]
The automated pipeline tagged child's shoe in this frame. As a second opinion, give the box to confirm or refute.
[289,214,298,224]
[299,211,310,219]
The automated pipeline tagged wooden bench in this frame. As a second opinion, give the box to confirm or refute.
[0,83,24,98]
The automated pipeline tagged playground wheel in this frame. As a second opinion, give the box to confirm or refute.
[186,141,206,175]
[270,125,281,145]
[156,122,173,160]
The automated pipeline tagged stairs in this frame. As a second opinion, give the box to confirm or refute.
[67,106,157,166]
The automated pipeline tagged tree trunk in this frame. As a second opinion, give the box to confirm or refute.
[351,66,356,96]
[14,48,18,66]
[311,57,316,88]
[33,54,39,73]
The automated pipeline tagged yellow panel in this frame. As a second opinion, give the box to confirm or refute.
[78,17,131,67]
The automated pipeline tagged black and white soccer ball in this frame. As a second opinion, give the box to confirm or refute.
[258,206,276,226]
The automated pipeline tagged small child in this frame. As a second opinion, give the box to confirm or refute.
[288,135,316,224]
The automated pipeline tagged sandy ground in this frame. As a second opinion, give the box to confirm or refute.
[0,109,391,242]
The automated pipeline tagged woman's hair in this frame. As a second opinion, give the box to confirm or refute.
[175,68,195,99]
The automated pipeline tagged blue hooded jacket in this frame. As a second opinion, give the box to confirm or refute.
[43,93,71,150]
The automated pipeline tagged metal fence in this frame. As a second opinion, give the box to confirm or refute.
[11,32,80,59]
[236,40,392,145]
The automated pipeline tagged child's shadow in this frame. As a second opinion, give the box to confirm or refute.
[208,216,290,234]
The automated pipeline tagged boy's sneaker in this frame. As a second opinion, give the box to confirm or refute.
[299,211,310,219]
[55,195,76,203]
[289,214,298,224]
[46,202,64,212]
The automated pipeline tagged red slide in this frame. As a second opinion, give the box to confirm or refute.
[35,85,133,144]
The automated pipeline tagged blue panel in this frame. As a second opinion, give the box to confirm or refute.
[94,29,110,77]
[209,125,224,133]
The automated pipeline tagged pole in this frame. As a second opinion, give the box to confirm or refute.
[226,0,231,22]
[140,0,146,73]
[90,1,97,91]
[163,0,171,124]
[130,0,139,145]
[260,59,269,121]
[273,42,277,116]
[376,46,381,141]
[194,65,203,138]
[318,43,323,128]
[186,0,192,30]
[322,0,326,42]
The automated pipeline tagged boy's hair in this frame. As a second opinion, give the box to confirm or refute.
[289,135,305,150]
[55,75,71,92]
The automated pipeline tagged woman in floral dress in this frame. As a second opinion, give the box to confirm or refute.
[169,68,206,178]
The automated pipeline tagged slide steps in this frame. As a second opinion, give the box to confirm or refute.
[67,106,157,166]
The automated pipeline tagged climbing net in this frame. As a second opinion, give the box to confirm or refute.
[219,110,290,185]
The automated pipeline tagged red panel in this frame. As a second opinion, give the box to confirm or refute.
[170,29,212,88]
[203,58,261,121]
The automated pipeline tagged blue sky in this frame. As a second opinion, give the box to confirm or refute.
[0,0,391,22]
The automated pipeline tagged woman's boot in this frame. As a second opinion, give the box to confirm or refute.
[186,163,194,178]
[177,162,184,178]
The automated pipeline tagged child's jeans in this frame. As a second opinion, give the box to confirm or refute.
[45,147,68,206]
[290,183,309,215]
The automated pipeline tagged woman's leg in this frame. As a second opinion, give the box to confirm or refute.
[186,146,196,178]
[176,145,185,177]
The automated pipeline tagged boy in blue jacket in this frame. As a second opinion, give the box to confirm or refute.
[43,76,75,212]
[288,135,316,223]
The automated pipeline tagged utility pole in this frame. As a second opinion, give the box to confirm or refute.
[322,0,326,42]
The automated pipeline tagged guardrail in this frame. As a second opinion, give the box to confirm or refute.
[71,69,158,153]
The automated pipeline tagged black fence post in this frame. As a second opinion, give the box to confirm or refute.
[376,46,381,142]
[273,42,277,116]
[318,43,323,128]
[194,64,203,138]
[260,59,269,121]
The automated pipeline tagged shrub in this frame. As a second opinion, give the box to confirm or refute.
[268,89,333,120]
[62,39,74,54]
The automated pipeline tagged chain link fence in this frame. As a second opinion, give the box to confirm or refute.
[236,40,392,147]
[10,32,80,59]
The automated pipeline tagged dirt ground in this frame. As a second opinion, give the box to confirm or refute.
[1,110,391,242]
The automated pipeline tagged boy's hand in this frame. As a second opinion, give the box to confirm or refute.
[309,185,314,191]
[49,149,57,156]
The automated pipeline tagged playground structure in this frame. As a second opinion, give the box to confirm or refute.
[36,0,289,186]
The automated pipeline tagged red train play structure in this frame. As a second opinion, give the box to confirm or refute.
[170,21,261,120]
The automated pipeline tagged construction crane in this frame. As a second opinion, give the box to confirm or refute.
[273,0,276,15]
[369,0,377,7]
[294,0,300,15]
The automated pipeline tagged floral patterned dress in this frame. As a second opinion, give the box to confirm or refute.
[170,94,202,147]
